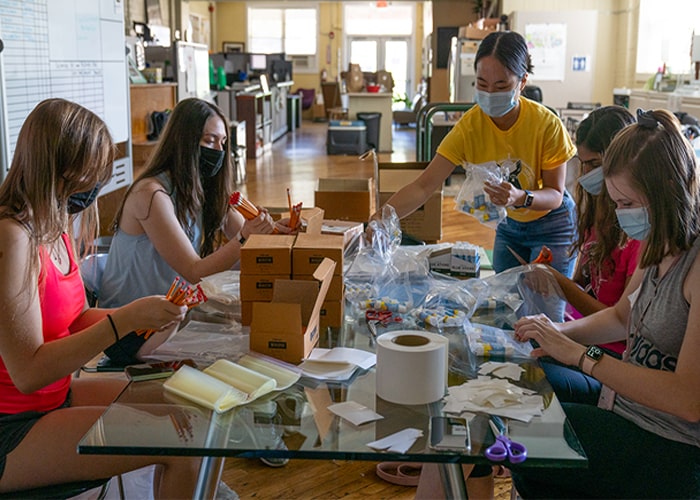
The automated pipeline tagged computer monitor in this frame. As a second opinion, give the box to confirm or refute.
[250,53,267,71]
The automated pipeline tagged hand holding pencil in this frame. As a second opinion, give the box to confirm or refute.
[136,277,207,339]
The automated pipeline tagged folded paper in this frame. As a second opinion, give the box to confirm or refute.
[163,356,300,413]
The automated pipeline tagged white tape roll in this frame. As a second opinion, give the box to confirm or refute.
[376,330,449,405]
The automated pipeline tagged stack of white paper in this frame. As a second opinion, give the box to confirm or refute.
[299,347,376,381]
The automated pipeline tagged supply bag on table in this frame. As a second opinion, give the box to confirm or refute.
[414,275,487,331]
[454,161,509,228]
[465,322,534,360]
[470,264,567,329]
[346,205,430,313]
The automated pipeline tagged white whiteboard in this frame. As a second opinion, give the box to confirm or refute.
[0,0,129,183]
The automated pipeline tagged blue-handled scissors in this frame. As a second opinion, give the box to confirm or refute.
[484,417,527,464]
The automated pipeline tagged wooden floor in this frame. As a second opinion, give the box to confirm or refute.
[221,121,508,499]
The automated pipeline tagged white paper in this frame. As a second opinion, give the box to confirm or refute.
[327,401,384,426]
[367,428,423,454]
[478,361,525,380]
[442,375,544,422]
[300,347,376,380]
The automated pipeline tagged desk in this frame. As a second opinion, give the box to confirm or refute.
[79,322,587,499]
[347,92,394,153]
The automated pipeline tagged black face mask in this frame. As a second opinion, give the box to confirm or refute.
[199,146,226,178]
[68,182,102,214]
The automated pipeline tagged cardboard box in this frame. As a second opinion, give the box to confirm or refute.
[378,162,442,242]
[293,273,343,301]
[293,232,344,276]
[241,300,255,326]
[240,234,295,275]
[319,299,344,329]
[267,207,325,235]
[240,274,289,302]
[315,177,376,222]
[249,258,336,363]
[321,219,364,248]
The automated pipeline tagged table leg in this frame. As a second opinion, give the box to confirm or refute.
[193,456,224,499]
[438,463,468,499]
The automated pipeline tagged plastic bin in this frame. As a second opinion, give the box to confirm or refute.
[327,120,367,155]
[357,112,381,151]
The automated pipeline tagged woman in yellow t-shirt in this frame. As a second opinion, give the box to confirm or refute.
[377,31,577,277]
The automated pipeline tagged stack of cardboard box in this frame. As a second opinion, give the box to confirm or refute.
[292,233,345,330]
[240,234,296,326]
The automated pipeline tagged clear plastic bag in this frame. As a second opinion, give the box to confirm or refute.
[345,205,430,310]
[455,161,508,227]
[464,322,534,360]
[415,277,485,330]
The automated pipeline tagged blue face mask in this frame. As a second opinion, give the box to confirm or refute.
[474,88,518,118]
[578,166,604,195]
[615,206,650,240]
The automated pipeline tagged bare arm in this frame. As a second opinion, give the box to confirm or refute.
[371,154,455,220]
[484,162,567,210]
[120,180,249,283]
[515,262,700,422]
[547,265,606,317]
[0,219,186,393]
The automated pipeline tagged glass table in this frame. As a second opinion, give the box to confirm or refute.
[78,318,587,499]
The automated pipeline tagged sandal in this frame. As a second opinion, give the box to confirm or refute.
[493,465,511,478]
[376,461,422,487]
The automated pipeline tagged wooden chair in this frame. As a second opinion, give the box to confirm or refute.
[321,81,347,120]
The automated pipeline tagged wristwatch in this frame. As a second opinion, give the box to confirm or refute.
[579,345,604,375]
[515,190,533,208]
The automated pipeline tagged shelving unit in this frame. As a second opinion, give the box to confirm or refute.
[237,91,273,159]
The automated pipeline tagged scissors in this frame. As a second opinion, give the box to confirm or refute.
[484,416,527,464]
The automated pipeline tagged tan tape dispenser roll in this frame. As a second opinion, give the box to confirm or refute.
[376,330,449,405]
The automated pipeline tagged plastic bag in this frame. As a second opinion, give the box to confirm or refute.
[415,277,484,330]
[465,322,534,360]
[346,205,429,309]
[455,161,508,227]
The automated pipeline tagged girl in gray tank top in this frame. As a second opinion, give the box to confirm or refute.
[511,109,700,498]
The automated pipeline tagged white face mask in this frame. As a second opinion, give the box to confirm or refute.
[578,166,604,195]
[474,88,518,118]
[615,206,651,240]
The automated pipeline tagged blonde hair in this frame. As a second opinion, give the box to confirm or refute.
[0,98,115,287]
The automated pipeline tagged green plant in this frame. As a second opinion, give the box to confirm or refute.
[392,92,411,108]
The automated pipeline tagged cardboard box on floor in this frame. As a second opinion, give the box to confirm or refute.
[315,178,376,222]
[378,162,442,242]
[250,258,336,363]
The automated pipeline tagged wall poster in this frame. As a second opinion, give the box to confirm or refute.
[524,23,566,81]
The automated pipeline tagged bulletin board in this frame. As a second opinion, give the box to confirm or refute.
[0,0,130,184]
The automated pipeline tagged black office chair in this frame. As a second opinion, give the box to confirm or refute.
[0,477,119,500]
[522,85,543,103]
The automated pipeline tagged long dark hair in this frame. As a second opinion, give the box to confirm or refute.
[474,31,533,77]
[574,106,635,273]
[113,98,232,257]
[604,109,700,267]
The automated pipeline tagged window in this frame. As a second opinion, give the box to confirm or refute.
[636,0,700,76]
[248,5,318,73]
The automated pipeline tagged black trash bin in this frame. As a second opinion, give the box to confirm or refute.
[357,112,381,151]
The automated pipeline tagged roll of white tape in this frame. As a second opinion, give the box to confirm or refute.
[376,330,449,405]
